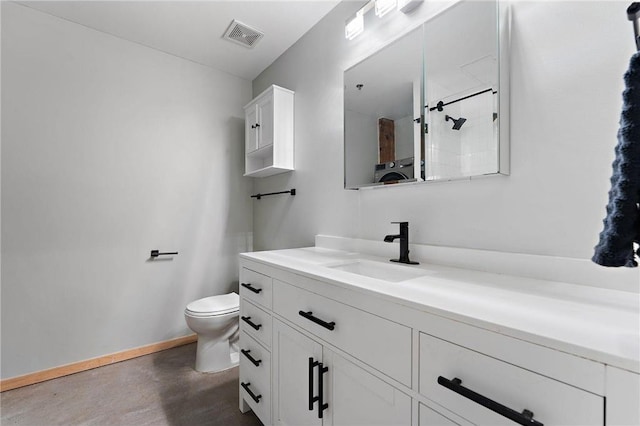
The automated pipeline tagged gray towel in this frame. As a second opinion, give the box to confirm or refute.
[593,52,640,267]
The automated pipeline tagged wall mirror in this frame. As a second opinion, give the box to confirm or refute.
[344,27,423,188]
[344,0,509,189]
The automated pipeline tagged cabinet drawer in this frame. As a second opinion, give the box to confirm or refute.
[273,279,412,387]
[419,333,604,426]
[239,332,271,393]
[240,268,272,310]
[240,370,271,425]
[419,403,462,426]
[240,300,272,349]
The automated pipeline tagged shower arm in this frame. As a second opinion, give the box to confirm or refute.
[629,2,640,51]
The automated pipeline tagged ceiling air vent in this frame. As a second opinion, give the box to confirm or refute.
[223,20,264,48]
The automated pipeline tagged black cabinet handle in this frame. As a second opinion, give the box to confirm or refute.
[309,357,320,410]
[241,283,262,294]
[299,311,335,331]
[317,362,329,419]
[241,349,262,367]
[241,382,262,404]
[307,357,329,418]
[437,376,543,426]
[241,316,262,331]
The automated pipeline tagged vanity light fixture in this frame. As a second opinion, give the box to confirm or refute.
[345,10,365,40]
[345,1,374,40]
[375,0,397,17]
[345,0,421,40]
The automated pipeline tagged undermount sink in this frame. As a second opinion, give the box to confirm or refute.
[328,259,426,283]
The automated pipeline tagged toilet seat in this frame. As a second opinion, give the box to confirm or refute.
[185,292,239,318]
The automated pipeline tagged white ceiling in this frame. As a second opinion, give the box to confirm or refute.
[16,0,340,81]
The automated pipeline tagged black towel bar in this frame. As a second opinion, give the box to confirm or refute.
[250,188,296,200]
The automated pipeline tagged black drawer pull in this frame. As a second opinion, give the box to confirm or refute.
[241,282,262,294]
[241,382,262,404]
[437,376,543,426]
[298,311,335,331]
[241,349,262,367]
[241,316,262,331]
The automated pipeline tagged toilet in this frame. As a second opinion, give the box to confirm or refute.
[184,292,240,373]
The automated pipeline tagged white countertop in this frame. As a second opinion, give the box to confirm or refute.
[241,246,640,373]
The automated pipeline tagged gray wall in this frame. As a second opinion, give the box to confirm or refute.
[1,3,253,379]
[252,1,639,275]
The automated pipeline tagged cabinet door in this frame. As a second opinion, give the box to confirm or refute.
[257,95,274,149]
[323,349,411,426]
[273,320,323,426]
[245,105,258,153]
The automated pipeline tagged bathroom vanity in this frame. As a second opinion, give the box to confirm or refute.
[238,237,639,425]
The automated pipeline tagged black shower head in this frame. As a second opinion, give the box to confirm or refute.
[445,115,467,130]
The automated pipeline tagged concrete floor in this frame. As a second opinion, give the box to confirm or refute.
[1,343,262,426]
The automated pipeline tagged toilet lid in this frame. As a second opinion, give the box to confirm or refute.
[186,292,239,316]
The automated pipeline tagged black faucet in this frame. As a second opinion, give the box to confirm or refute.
[384,222,419,265]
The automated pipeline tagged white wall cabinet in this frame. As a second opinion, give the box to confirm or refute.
[244,85,294,178]
[239,256,636,426]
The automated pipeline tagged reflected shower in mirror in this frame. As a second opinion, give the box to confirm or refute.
[423,1,501,181]
[344,27,423,188]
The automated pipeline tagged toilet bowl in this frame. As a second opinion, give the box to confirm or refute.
[184,292,240,373]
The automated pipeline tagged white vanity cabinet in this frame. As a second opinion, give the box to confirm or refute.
[271,283,412,426]
[238,267,273,424]
[238,252,638,426]
[239,264,412,426]
[243,85,294,178]
[272,318,412,426]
